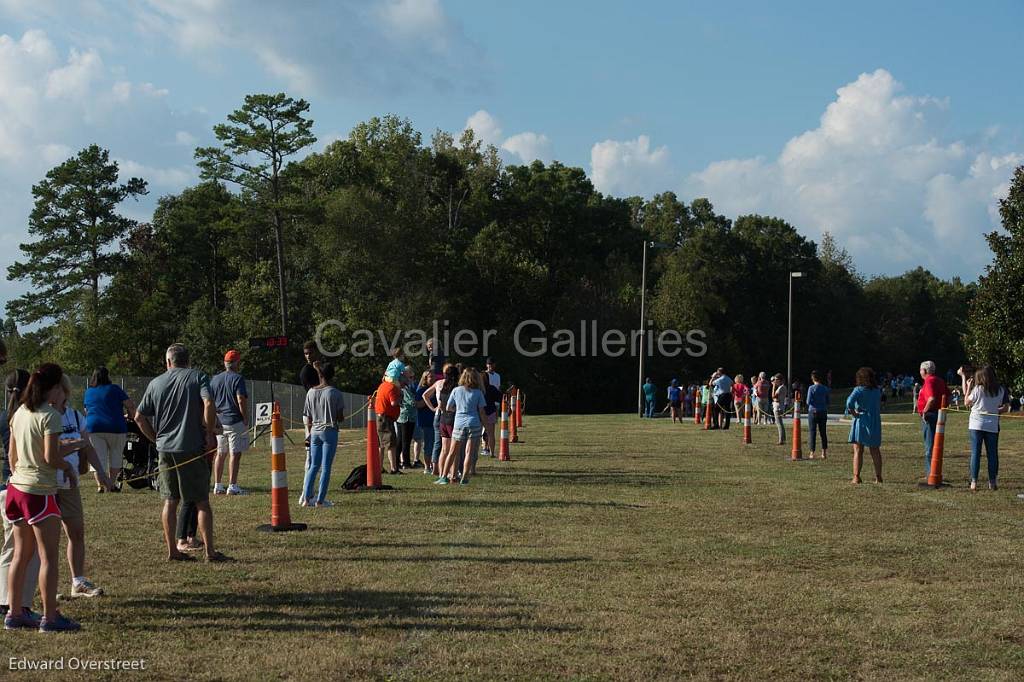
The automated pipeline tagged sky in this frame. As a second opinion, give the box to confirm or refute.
[0,0,1022,309]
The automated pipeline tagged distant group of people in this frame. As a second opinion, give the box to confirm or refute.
[295,339,507,504]
[644,359,1014,489]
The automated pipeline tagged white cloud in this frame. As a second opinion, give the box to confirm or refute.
[463,109,503,147]
[174,130,197,146]
[501,132,552,164]
[0,28,207,307]
[128,0,483,97]
[115,158,194,190]
[590,135,672,197]
[684,69,1022,278]
[462,110,552,164]
[44,46,102,98]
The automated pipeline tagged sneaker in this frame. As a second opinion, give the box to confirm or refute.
[315,500,334,508]
[38,612,81,633]
[213,484,227,495]
[71,579,104,598]
[989,479,998,491]
[459,478,470,485]
[226,484,246,496]
[437,477,449,486]
[5,613,34,630]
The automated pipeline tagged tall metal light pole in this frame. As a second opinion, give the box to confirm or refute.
[787,271,804,388]
[637,240,671,417]
[637,241,649,417]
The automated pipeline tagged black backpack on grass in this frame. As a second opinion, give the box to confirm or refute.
[342,465,367,490]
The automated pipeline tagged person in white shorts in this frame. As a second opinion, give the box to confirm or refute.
[83,366,135,492]
[209,350,249,495]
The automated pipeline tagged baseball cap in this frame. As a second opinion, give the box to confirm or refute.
[224,349,241,363]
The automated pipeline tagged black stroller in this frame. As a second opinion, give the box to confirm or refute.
[120,416,158,491]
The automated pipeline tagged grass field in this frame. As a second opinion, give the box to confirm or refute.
[4,402,1024,680]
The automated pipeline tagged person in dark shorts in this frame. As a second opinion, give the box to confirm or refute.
[135,344,228,562]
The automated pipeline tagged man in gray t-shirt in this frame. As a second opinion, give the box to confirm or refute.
[136,343,227,562]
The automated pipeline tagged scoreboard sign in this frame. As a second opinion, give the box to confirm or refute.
[249,336,289,349]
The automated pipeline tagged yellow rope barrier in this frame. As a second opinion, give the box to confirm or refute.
[119,447,217,485]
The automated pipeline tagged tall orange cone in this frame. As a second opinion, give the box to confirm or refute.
[498,395,511,461]
[703,391,713,430]
[257,403,306,532]
[743,394,752,444]
[693,387,701,424]
[517,389,524,428]
[925,395,948,488]
[366,401,382,489]
[510,389,520,443]
[790,390,803,461]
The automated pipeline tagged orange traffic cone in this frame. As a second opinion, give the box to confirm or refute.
[925,395,948,488]
[366,402,382,489]
[693,388,701,424]
[703,392,713,430]
[515,388,523,428]
[257,403,306,532]
[498,395,511,461]
[743,394,752,445]
[790,391,803,461]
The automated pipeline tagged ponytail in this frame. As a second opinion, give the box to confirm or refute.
[5,369,29,424]
[22,363,63,412]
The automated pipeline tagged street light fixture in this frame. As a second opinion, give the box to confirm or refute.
[637,240,673,417]
[787,271,804,390]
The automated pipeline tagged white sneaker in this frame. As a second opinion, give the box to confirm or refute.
[71,579,104,598]
[213,484,227,495]
[226,484,246,496]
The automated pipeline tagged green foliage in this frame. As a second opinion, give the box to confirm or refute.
[967,165,1024,389]
[1,104,1001,410]
[7,144,147,325]
[196,93,316,335]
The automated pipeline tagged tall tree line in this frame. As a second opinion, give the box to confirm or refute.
[5,93,1016,412]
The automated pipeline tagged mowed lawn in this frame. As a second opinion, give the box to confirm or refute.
[5,405,1024,680]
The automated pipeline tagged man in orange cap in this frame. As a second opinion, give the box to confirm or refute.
[210,349,249,495]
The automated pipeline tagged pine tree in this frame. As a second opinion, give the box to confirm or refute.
[6,145,147,325]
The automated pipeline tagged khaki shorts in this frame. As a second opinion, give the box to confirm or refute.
[90,432,127,472]
[57,486,83,522]
[158,452,210,502]
[216,421,250,455]
[376,415,395,451]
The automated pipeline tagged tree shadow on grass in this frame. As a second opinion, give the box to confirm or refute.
[300,554,590,565]
[484,470,677,488]
[413,499,648,510]
[119,589,581,634]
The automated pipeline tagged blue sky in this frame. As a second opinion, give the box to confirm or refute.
[0,0,1021,308]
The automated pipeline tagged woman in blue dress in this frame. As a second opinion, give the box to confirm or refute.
[845,367,883,484]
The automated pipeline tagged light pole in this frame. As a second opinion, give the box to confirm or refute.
[637,240,671,417]
[787,271,804,389]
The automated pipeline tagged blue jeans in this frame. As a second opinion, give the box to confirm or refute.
[421,421,435,468]
[644,399,655,417]
[431,411,442,465]
[303,429,338,504]
[969,429,999,482]
[921,412,938,474]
